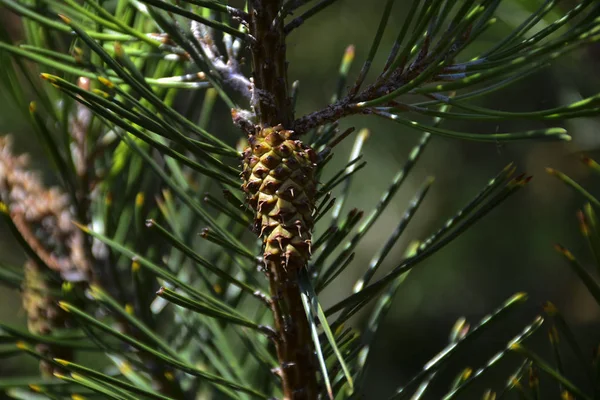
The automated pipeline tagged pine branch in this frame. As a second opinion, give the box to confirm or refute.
[0,1,599,399]
[243,1,318,399]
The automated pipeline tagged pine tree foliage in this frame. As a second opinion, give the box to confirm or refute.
[542,157,600,400]
[0,0,597,399]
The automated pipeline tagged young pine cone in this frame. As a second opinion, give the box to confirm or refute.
[242,125,317,270]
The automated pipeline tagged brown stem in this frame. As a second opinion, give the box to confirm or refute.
[247,2,318,399]
[268,265,318,400]
[293,101,359,136]
[291,39,445,135]
[249,0,293,127]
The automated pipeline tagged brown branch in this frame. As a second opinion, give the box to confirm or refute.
[268,266,318,400]
[246,2,318,399]
[249,0,294,127]
[293,101,363,136]
[291,61,434,135]
[290,28,461,135]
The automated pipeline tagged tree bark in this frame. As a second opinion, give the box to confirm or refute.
[249,0,293,128]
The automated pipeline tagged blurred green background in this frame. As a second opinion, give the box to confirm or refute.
[1,0,600,397]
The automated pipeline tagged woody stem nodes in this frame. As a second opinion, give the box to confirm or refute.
[243,1,318,399]
[249,0,293,128]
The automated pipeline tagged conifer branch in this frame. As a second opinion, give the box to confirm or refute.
[244,1,318,398]
[0,0,599,399]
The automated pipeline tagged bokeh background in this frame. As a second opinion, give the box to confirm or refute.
[1,0,600,397]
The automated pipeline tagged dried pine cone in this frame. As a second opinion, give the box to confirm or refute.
[0,136,91,282]
[0,136,90,374]
[22,260,72,376]
[241,125,317,270]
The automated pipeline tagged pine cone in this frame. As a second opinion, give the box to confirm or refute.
[0,135,91,282]
[0,136,89,375]
[242,125,317,270]
[22,260,72,376]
